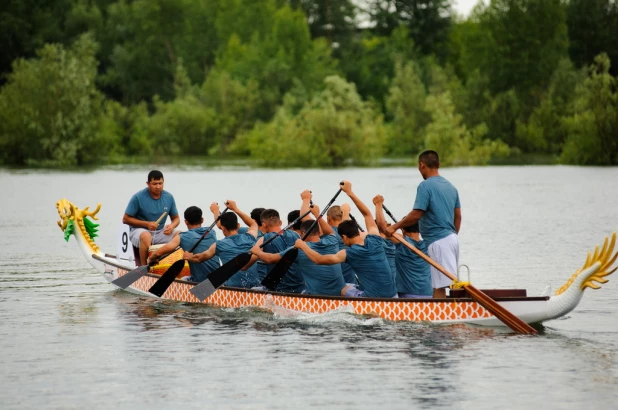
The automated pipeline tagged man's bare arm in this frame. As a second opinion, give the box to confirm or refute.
[295,240,345,265]
[184,242,216,263]
[340,180,379,235]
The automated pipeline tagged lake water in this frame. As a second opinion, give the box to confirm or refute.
[1,166,617,409]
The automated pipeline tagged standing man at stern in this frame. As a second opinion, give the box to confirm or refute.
[123,170,180,265]
[385,150,461,298]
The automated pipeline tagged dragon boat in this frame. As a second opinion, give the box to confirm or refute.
[56,198,617,327]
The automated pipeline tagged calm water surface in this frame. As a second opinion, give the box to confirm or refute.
[1,166,617,409]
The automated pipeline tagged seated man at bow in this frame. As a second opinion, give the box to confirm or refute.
[294,181,397,298]
[123,170,180,265]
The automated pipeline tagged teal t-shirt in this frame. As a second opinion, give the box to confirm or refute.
[345,234,397,298]
[285,234,345,296]
[395,237,432,296]
[179,227,220,282]
[332,226,358,285]
[125,188,178,231]
[263,230,305,293]
[380,237,398,282]
[413,176,460,245]
[216,233,260,288]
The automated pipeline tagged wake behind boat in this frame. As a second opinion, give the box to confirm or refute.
[56,198,617,328]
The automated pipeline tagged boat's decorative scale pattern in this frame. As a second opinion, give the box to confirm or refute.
[120,267,494,322]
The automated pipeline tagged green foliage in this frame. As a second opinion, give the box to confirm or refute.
[240,76,387,167]
[560,54,618,165]
[1,0,616,167]
[370,0,453,60]
[339,26,417,109]
[471,0,569,97]
[0,34,116,166]
[516,59,584,154]
[567,0,618,77]
[215,5,337,120]
[424,92,510,165]
[386,59,429,155]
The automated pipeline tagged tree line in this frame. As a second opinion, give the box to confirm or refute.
[0,0,616,167]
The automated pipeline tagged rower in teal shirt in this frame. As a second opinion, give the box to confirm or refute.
[251,199,345,296]
[147,206,219,283]
[295,181,397,298]
[184,200,260,288]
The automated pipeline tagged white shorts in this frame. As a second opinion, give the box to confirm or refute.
[129,228,176,248]
[428,233,459,289]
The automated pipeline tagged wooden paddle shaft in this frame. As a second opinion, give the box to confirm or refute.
[393,232,537,335]
[155,212,168,225]
[392,233,457,281]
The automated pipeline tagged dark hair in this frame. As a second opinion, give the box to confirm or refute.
[403,222,420,233]
[327,206,342,221]
[260,209,280,226]
[338,220,360,239]
[220,212,239,231]
[300,220,319,237]
[288,210,301,230]
[184,206,202,225]
[250,208,265,225]
[147,170,164,182]
[419,150,440,169]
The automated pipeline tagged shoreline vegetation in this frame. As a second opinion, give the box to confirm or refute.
[0,153,561,172]
[1,0,617,169]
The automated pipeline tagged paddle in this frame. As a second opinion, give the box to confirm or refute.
[382,205,536,335]
[111,211,169,289]
[349,213,364,232]
[260,185,344,290]
[189,207,315,301]
[147,208,228,297]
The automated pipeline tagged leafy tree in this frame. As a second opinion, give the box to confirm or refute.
[0,0,76,83]
[369,0,453,59]
[239,76,387,167]
[0,34,116,166]
[472,0,569,98]
[424,91,510,165]
[215,5,337,121]
[567,0,618,76]
[386,59,429,155]
[99,0,218,104]
[339,26,417,109]
[561,54,618,165]
[516,58,584,154]
[287,0,358,49]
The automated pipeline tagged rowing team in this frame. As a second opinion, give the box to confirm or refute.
[146,174,459,299]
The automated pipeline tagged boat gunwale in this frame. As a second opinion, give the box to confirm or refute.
[94,253,550,304]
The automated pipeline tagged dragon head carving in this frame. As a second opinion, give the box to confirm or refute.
[56,199,102,253]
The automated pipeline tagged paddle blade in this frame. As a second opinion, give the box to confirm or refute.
[190,253,252,301]
[261,248,299,290]
[464,284,538,335]
[112,265,149,289]
[148,259,186,297]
